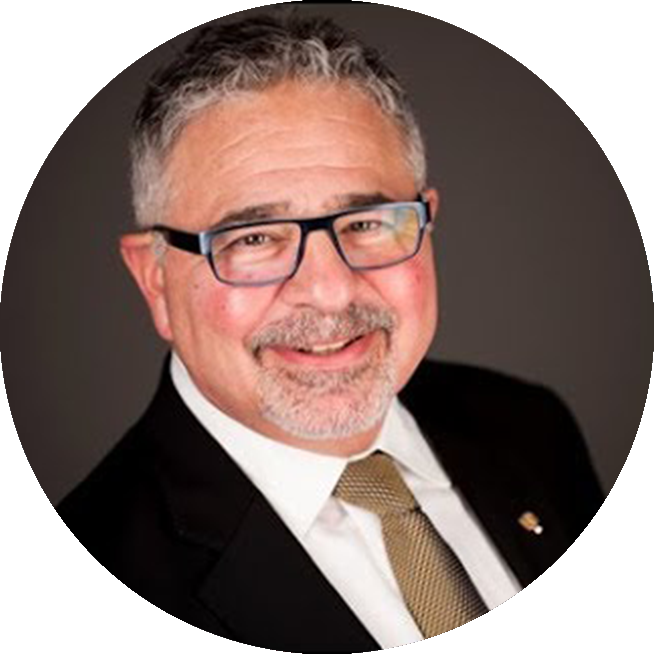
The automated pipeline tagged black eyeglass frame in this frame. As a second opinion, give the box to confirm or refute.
[151,197,432,287]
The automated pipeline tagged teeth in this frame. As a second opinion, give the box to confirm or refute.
[301,338,352,355]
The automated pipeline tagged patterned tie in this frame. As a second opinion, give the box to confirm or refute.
[334,451,487,637]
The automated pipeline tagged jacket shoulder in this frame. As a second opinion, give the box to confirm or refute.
[400,359,561,428]
[400,358,589,461]
[403,358,546,397]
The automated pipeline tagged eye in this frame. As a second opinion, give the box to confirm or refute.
[225,232,274,250]
[237,233,271,247]
[346,220,382,233]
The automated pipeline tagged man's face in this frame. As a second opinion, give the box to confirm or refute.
[122,81,438,455]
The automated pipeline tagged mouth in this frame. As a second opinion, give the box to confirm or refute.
[262,331,381,369]
[295,335,364,355]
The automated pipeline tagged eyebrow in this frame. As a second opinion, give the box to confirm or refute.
[209,192,398,230]
[208,202,292,230]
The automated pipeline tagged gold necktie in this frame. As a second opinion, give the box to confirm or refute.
[334,451,487,637]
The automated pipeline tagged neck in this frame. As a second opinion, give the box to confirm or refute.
[259,422,384,457]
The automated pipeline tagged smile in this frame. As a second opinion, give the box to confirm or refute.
[264,332,382,369]
[296,336,363,356]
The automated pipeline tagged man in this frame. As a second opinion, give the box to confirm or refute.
[58,14,603,652]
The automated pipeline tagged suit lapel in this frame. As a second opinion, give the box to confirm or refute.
[198,495,379,652]
[429,428,574,587]
[145,366,379,652]
[399,366,573,588]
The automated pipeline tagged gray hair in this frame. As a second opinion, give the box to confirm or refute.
[130,13,427,228]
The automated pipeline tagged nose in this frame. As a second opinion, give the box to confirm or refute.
[280,230,358,312]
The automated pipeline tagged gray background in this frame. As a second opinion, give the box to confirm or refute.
[1,2,652,505]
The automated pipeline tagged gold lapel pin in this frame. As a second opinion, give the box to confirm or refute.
[518,511,544,535]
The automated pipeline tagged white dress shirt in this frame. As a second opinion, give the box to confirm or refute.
[171,353,520,648]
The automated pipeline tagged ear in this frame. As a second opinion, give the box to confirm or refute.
[120,233,173,341]
[422,187,440,223]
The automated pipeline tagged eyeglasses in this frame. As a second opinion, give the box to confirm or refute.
[152,198,432,287]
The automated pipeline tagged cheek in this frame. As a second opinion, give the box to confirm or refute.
[392,261,438,392]
[366,250,437,372]
[374,256,436,323]
[193,281,280,343]
[407,257,436,305]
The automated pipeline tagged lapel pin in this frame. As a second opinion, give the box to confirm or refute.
[518,511,544,535]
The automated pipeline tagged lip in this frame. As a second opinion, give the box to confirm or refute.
[263,331,382,370]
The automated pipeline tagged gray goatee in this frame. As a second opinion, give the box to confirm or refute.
[249,304,398,441]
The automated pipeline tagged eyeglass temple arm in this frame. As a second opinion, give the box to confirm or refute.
[152,226,204,255]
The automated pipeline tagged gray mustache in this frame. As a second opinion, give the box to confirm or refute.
[249,304,397,353]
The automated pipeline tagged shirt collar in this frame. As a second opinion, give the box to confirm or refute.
[170,352,450,540]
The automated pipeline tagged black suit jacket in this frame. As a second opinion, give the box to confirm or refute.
[58,360,603,652]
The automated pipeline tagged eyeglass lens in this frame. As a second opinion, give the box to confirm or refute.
[210,204,423,284]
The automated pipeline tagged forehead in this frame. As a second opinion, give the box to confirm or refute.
[164,81,416,230]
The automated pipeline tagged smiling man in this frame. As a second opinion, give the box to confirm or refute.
[126,79,437,455]
[58,13,603,652]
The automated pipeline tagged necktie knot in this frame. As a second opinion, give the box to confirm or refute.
[334,451,417,516]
